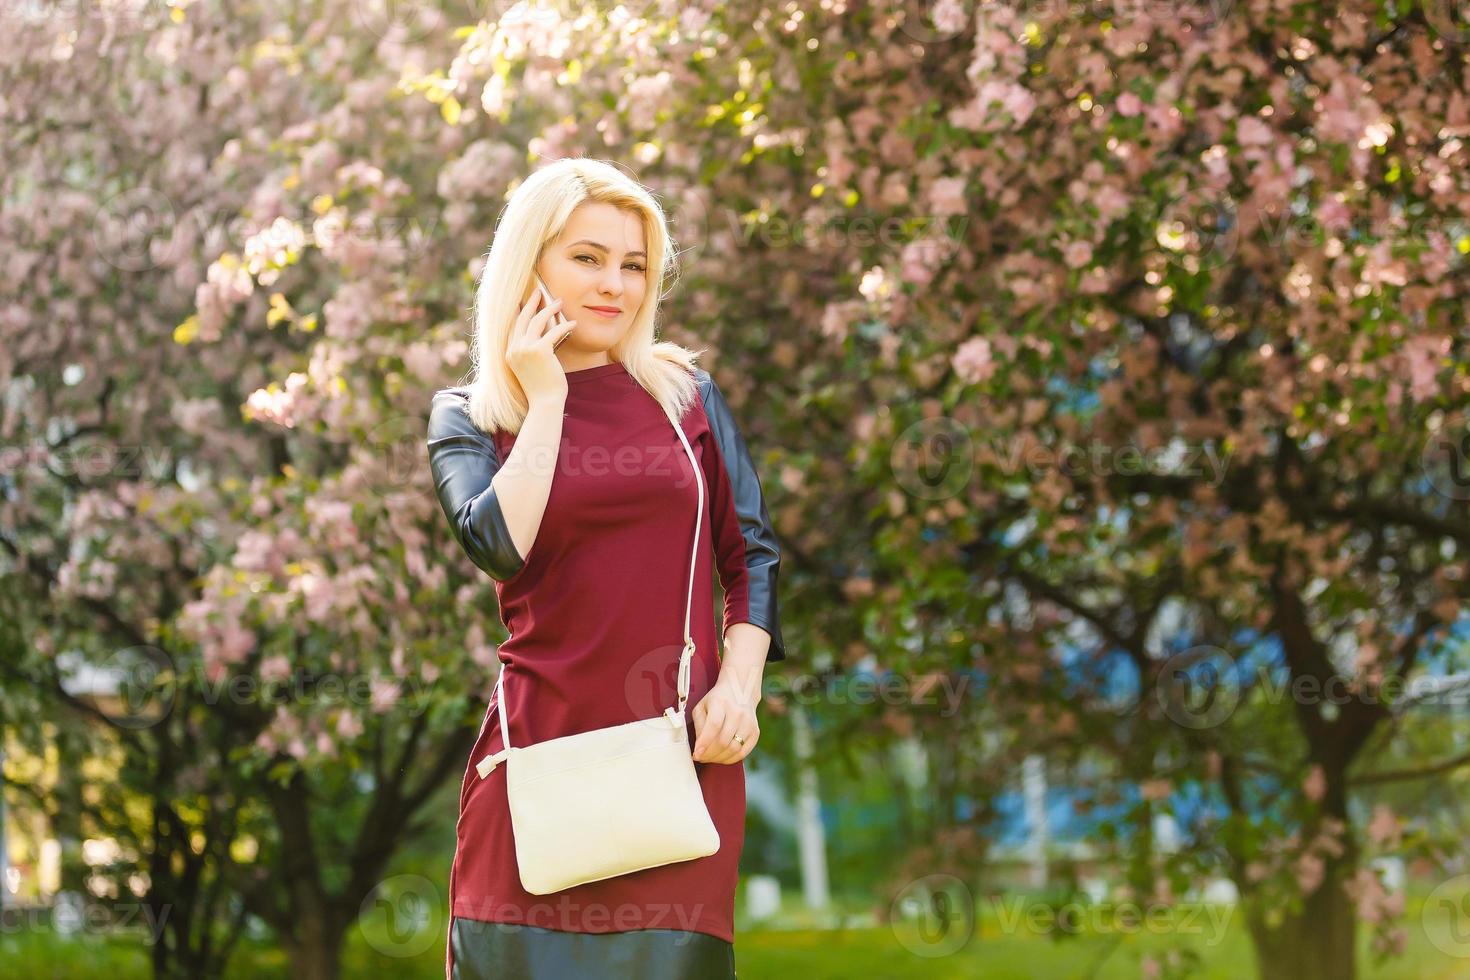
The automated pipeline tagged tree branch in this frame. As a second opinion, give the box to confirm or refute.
[1351,749,1470,787]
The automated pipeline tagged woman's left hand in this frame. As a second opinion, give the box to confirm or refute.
[691,676,760,765]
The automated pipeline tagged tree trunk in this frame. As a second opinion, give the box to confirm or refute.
[281,910,346,980]
[266,772,348,980]
[1245,854,1357,980]
[1243,763,1360,980]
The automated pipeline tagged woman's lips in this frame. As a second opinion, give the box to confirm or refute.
[584,306,621,319]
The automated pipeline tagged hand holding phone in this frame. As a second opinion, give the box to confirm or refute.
[535,276,573,350]
[506,275,578,402]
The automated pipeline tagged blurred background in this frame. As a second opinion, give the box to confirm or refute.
[2,0,1468,977]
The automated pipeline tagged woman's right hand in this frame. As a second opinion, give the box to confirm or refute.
[505,287,577,405]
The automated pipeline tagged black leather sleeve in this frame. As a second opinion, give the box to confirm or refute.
[426,387,527,583]
[697,370,787,662]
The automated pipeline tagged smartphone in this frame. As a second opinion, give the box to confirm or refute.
[534,276,573,350]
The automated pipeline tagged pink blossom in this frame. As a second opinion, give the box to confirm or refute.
[823,301,864,343]
[399,339,438,382]
[1116,92,1144,117]
[1343,868,1405,926]
[678,6,710,36]
[371,678,401,712]
[927,176,969,218]
[1318,194,1352,233]
[171,397,219,435]
[1313,827,1345,859]
[1373,927,1407,956]
[1367,804,1400,848]
[1351,628,1384,667]
[258,654,292,683]
[863,148,901,183]
[243,217,306,282]
[879,172,911,208]
[1402,334,1447,402]
[308,498,359,553]
[951,80,1037,131]
[825,145,855,188]
[1295,852,1325,895]
[205,253,254,306]
[210,622,257,668]
[1422,231,1454,282]
[296,572,336,621]
[1063,240,1094,268]
[1140,778,1172,801]
[931,0,969,34]
[277,527,303,554]
[233,530,281,574]
[1316,77,1380,146]
[1143,102,1185,141]
[245,385,300,429]
[479,73,507,117]
[471,645,499,670]
[952,337,996,385]
[847,105,884,144]
[405,545,433,583]
[319,280,376,339]
[1361,240,1408,291]
[858,266,892,303]
[899,237,954,286]
[1092,184,1132,223]
[437,139,521,203]
[1237,116,1274,146]
[299,140,342,187]
[335,710,364,740]
[1303,764,1326,802]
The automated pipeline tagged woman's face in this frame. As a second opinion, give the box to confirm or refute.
[536,202,648,360]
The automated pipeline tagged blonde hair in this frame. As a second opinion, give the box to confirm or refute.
[463,157,704,435]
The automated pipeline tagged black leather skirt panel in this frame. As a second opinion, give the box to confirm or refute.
[449,916,737,979]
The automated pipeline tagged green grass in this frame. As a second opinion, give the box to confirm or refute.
[738,890,1469,980]
[2,893,1466,979]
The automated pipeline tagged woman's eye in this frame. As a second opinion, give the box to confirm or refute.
[577,254,644,271]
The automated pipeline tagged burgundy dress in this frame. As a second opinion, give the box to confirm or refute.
[426,360,786,979]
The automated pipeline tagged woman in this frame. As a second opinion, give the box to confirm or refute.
[426,157,786,979]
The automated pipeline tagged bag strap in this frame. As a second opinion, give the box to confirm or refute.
[483,402,704,773]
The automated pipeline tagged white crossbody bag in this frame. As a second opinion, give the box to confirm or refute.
[472,409,721,895]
